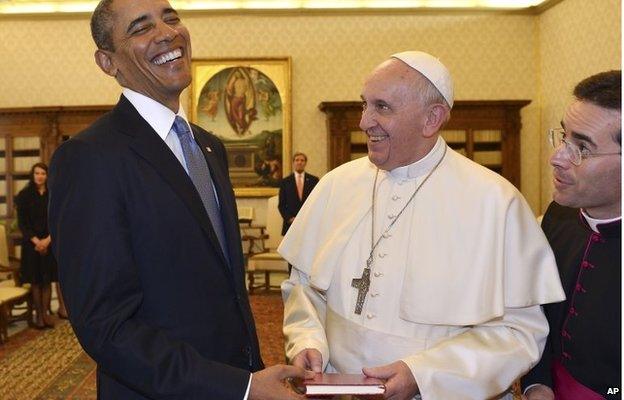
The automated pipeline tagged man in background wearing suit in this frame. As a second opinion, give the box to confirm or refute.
[522,71,621,399]
[48,0,309,399]
[278,152,319,236]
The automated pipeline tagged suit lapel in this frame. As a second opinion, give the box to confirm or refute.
[113,97,231,270]
[289,174,299,200]
[194,131,245,272]
[303,175,312,200]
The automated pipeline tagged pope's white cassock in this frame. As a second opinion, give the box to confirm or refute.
[279,137,565,399]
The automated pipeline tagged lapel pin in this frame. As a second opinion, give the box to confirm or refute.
[205,146,212,153]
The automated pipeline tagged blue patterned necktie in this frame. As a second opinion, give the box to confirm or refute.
[172,116,230,263]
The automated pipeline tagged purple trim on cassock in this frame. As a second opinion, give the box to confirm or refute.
[553,360,604,400]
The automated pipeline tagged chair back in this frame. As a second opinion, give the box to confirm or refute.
[0,223,21,287]
[265,195,283,250]
[0,223,10,269]
[238,206,254,225]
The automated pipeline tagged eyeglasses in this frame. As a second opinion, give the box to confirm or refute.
[548,128,621,166]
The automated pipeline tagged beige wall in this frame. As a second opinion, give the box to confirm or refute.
[0,1,619,222]
[537,0,621,213]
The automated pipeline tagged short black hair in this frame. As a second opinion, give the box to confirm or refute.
[91,0,116,51]
[574,70,621,145]
[574,70,621,110]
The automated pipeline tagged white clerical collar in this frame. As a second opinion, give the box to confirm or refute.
[122,88,190,140]
[581,209,621,233]
[388,136,446,180]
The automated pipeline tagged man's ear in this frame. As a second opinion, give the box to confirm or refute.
[422,104,449,138]
[94,49,117,77]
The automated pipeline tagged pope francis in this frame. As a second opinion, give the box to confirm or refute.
[279,51,565,399]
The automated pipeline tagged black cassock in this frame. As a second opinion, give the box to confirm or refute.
[522,202,621,398]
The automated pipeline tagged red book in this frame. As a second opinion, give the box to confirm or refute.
[298,373,386,396]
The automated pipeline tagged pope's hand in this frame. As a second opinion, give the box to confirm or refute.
[291,348,323,372]
[522,384,554,400]
[363,361,418,400]
[249,364,313,400]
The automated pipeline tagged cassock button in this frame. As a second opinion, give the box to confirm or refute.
[371,292,379,297]
[366,313,375,319]
[374,272,383,277]
[382,232,391,238]
[387,214,396,219]
[392,195,400,201]
[378,252,387,258]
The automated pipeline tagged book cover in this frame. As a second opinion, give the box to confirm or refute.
[298,373,386,396]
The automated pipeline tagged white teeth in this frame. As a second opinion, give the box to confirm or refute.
[153,49,182,65]
[369,135,387,143]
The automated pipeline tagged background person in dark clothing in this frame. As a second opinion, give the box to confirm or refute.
[278,152,319,236]
[16,162,67,329]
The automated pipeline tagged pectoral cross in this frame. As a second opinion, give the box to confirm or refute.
[351,257,373,315]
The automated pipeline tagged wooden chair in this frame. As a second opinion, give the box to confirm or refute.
[246,196,289,293]
[0,223,32,343]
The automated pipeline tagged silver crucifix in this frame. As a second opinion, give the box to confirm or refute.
[351,257,373,314]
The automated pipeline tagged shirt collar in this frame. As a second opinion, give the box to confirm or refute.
[581,209,621,233]
[122,88,190,140]
[388,136,446,180]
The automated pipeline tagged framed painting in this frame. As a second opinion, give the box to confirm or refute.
[190,58,292,197]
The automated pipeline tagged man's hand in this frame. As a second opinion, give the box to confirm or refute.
[291,348,323,372]
[363,361,418,400]
[522,384,554,400]
[249,364,313,400]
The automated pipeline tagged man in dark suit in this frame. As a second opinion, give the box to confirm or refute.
[522,71,621,399]
[47,0,309,399]
[278,152,319,235]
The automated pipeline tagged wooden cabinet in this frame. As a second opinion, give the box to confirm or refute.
[0,106,112,218]
[319,100,530,189]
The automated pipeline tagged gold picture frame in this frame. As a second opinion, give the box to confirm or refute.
[190,57,292,197]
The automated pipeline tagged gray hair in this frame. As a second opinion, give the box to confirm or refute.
[411,71,451,124]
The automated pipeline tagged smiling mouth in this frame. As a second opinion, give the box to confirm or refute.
[367,133,389,143]
[153,48,183,66]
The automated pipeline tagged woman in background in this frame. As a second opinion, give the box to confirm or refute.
[16,162,67,329]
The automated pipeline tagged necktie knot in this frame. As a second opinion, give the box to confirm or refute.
[173,116,191,140]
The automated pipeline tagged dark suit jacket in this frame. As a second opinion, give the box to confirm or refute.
[278,172,319,235]
[48,95,263,400]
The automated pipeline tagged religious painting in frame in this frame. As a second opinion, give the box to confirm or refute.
[190,58,292,197]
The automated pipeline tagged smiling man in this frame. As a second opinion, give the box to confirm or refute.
[522,71,621,400]
[279,51,565,399]
[47,0,309,399]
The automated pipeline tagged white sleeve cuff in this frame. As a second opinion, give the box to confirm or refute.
[243,372,252,400]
